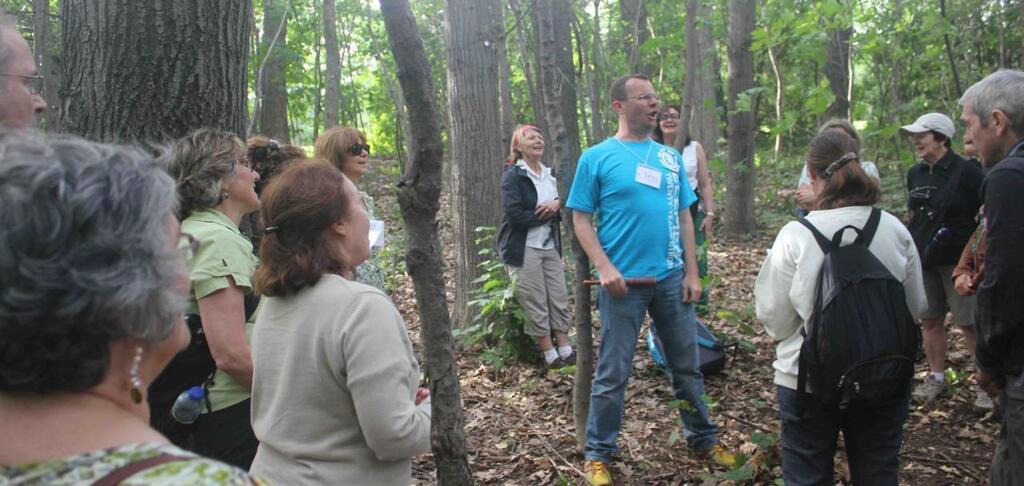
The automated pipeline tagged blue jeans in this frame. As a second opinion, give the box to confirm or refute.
[777,385,909,486]
[585,268,719,461]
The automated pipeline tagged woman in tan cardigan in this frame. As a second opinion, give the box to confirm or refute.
[249,160,430,485]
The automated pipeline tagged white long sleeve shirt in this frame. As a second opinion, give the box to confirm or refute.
[754,206,927,390]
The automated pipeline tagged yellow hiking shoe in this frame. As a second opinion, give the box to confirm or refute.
[584,460,612,485]
[702,444,739,468]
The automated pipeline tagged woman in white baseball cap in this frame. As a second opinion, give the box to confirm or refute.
[901,112,988,409]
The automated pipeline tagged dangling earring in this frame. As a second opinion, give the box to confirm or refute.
[220,190,229,201]
[129,346,144,404]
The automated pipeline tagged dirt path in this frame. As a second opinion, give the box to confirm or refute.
[365,161,999,485]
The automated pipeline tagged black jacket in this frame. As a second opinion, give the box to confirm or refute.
[497,164,562,267]
[977,140,1024,385]
[906,149,984,264]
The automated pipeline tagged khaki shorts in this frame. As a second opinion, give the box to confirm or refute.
[921,265,976,325]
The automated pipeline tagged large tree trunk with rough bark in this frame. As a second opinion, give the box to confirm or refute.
[323,0,340,128]
[680,0,721,157]
[60,0,251,142]
[259,0,289,141]
[724,0,756,236]
[444,0,506,328]
[535,0,591,453]
[32,0,59,130]
[379,0,474,483]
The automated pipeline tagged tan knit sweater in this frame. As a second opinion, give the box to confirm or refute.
[250,274,430,485]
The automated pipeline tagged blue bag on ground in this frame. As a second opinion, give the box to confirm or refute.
[647,320,727,376]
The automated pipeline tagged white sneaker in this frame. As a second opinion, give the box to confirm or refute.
[912,378,946,403]
[973,385,995,411]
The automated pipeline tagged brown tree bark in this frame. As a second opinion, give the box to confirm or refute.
[680,0,721,157]
[725,0,756,236]
[59,0,251,142]
[379,1,474,483]
[32,0,58,130]
[535,0,591,453]
[444,0,506,328]
[323,0,341,129]
[823,17,852,121]
[618,0,653,75]
[259,0,289,141]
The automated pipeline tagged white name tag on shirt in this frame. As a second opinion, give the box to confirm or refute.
[635,165,662,189]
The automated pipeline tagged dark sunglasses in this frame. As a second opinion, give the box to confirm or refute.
[348,143,371,156]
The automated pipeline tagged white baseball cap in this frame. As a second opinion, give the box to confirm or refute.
[901,112,956,139]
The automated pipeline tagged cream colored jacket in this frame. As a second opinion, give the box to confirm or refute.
[755,206,927,390]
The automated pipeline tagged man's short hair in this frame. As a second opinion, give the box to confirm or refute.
[959,69,1024,136]
[609,74,650,102]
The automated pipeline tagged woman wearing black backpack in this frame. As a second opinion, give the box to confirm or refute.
[755,129,927,485]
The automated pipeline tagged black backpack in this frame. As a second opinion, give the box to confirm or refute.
[796,208,921,409]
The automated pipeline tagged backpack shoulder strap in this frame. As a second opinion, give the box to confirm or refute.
[797,217,834,254]
[94,453,191,486]
[854,208,882,247]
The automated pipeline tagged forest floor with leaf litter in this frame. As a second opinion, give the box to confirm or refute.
[364,160,999,485]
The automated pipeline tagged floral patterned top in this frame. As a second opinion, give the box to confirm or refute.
[0,442,264,485]
[355,191,388,292]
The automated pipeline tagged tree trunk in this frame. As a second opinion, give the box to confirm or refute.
[823,13,852,121]
[313,0,322,139]
[60,0,251,142]
[585,0,605,143]
[535,0,591,454]
[444,0,506,328]
[259,0,289,141]
[498,28,515,149]
[379,1,474,483]
[681,0,721,157]
[938,0,963,96]
[509,0,545,128]
[323,0,340,128]
[32,0,59,130]
[724,0,756,236]
[618,0,652,75]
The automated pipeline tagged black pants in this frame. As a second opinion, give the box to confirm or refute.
[777,385,910,486]
[151,398,258,470]
[192,399,259,470]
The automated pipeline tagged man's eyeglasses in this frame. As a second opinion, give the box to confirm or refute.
[0,73,44,95]
[659,113,680,121]
[626,94,660,103]
[178,233,200,259]
[348,143,371,156]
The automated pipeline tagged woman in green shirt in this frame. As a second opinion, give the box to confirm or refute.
[155,128,261,469]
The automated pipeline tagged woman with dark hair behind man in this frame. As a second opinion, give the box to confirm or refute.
[755,129,926,485]
[248,161,430,485]
[653,104,714,314]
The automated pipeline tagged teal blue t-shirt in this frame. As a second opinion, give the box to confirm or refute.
[566,138,698,281]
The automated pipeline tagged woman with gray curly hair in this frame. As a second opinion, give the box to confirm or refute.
[149,128,261,470]
[0,135,261,484]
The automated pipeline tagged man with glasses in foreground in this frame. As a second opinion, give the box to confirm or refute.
[567,74,736,486]
[0,10,45,131]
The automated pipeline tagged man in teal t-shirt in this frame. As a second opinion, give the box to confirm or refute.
[567,74,735,485]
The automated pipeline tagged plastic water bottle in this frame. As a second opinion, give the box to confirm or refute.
[170,386,206,424]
